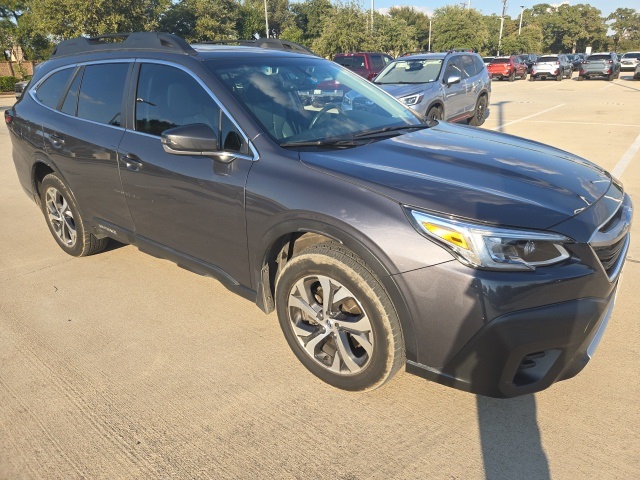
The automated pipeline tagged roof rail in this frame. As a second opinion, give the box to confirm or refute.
[51,32,196,58]
[196,38,316,56]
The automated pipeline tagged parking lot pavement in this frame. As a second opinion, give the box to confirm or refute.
[1,77,639,480]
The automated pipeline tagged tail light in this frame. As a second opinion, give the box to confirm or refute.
[4,110,13,125]
[555,61,560,65]
[606,60,613,64]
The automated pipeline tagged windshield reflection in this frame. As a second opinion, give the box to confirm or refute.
[207,58,420,146]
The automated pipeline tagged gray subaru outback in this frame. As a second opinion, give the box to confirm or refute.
[5,33,632,397]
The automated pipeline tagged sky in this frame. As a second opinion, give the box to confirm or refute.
[372,1,639,19]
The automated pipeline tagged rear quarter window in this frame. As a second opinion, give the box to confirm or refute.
[35,68,74,109]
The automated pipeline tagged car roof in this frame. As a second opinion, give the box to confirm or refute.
[395,52,447,61]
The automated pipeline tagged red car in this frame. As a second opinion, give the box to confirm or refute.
[333,52,393,80]
[487,56,528,81]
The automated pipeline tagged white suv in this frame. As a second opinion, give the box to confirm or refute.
[620,52,640,71]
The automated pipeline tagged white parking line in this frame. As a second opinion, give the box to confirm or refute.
[529,120,639,128]
[599,82,616,91]
[611,131,640,179]
[535,82,561,90]
[491,104,565,131]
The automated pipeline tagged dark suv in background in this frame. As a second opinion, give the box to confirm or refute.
[5,33,632,398]
[333,52,393,80]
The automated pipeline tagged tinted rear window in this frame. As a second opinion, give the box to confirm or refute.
[491,58,510,64]
[587,54,611,61]
[36,68,74,109]
[537,56,558,62]
[76,63,129,126]
[335,55,366,68]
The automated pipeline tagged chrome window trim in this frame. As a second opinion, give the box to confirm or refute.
[28,58,258,161]
[29,60,135,132]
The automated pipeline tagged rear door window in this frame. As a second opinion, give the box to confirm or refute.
[35,68,74,109]
[76,63,129,126]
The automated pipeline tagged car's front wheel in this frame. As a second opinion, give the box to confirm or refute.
[467,95,488,127]
[426,105,443,122]
[40,173,109,257]
[275,243,405,391]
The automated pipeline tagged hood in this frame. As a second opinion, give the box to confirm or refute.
[299,122,611,230]
[376,82,436,99]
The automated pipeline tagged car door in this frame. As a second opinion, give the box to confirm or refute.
[441,56,468,120]
[40,62,135,234]
[117,61,255,285]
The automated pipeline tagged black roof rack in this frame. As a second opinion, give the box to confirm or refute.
[196,38,316,56]
[51,32,196,58]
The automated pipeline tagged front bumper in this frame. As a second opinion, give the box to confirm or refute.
[407,290,617,398]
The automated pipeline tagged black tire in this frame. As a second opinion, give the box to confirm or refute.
[508,71,515,82]
[467,95,488,127]
[607,72,614,81]
[426,105,443,122]
[275,243,405,391]
[529,75,535,81]
[556,71,562,81]
[40,173,109,257]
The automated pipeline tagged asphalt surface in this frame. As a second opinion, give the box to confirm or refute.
[1,72,639,480]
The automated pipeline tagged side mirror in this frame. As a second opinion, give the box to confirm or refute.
[445,74,461,86]
[161,124,219,156]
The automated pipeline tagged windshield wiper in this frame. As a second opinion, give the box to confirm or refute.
[280,138,362,148]
[352,123,431,139]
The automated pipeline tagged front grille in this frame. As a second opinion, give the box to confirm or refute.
[593,236,627,274]
[589,200,632,281]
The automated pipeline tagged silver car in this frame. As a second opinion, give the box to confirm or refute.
[620,51,640,72]
[530,54,573,81]
[369,52,491,126]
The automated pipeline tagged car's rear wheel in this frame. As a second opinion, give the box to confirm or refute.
[508,71,515,82]
[556,71,562,81]
[607,72,614,81]
[275,243,405,391]
[426,105,443,122]
[40,173,109,257]
[467,95,488,127]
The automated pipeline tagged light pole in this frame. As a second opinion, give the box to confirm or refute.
[264,0,269,38]
[371,0,374,33]
[497,0,508,56]
[518,5,525,36]
[428,19,432,52]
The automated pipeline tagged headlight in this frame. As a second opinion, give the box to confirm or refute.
[400,93,424,106]
[406,209,572,271]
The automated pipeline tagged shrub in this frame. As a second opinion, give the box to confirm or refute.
[0,76,19,92]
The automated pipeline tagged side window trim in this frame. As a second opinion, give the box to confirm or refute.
[31,59,137,132]
[129,59,256,161]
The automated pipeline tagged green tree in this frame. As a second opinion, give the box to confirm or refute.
[158,0,238,42]
[312,1,370,58]
[388,6,430,51]
[373,12,417,57]
[291,0,332,45]
[24,0,170,39]
[431,6,487,53]
[500,24,543,55]
[607,8,640,50]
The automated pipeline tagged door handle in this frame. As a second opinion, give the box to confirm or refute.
[48,133,65,149]
[120,154,143,172]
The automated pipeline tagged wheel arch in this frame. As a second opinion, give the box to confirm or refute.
[255,218,418,362]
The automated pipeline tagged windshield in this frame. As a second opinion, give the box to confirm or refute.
[374,59,443,84]
[206,57,420,146]
[587,54,611,61]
